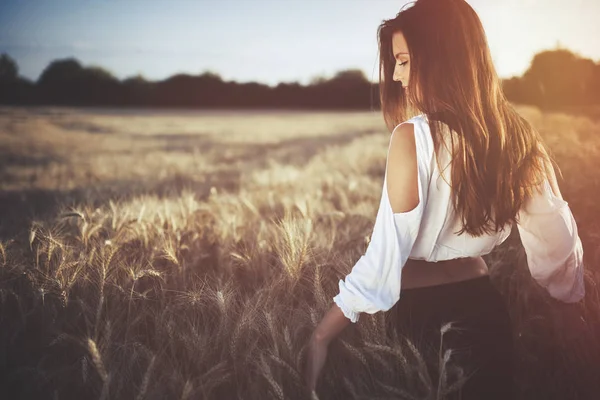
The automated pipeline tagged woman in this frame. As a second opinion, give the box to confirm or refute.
[303,0,586,398]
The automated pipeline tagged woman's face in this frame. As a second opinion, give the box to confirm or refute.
[392,30,410,92]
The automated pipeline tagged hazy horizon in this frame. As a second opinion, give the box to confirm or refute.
[1,0,598,86]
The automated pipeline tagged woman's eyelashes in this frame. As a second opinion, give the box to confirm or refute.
[398,61,408,67]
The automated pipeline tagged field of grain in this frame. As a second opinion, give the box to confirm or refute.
[0,105,599,399]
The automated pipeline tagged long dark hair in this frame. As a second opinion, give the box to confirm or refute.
[377,0,560,236]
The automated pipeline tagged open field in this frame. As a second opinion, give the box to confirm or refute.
[0,105,599,399]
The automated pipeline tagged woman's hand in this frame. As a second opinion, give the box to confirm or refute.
[304,303,353,393]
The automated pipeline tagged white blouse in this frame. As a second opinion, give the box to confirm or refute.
[333,114,586,323]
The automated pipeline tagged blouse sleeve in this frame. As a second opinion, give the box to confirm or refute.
[515,177,586,303]
[332,121,431,323]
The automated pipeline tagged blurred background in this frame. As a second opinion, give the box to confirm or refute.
[1,1,599,400]
[1,0,599,113]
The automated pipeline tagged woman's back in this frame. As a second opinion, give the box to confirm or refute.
[410,114,584,301]
[332,113,586,324]
[404,114,513,261]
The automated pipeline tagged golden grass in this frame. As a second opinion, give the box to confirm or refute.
[0,105,599,399]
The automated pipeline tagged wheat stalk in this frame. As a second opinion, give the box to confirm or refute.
[265,310,280,356]
[266,352,302,383]
[95,246,115,340]
[259,354,285,400]
[313,262,328,308]
[87,337,108,382]
[274,207,313,281]
[161,236,181,267]
[180,379,193,400]
[378,381,421,400]
[99,374,111,400]
[283,325,294,354]
[135,354,156,400]
[342,376,359,399]
[363,342,408,367]
[403,337,433,398]
[436,349,453,400]
[81,356,88,383]
[340,339,369,369]
[229,301,259,359]
[0,241,7,267]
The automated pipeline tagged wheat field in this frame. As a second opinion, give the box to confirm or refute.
[0,105,599,399]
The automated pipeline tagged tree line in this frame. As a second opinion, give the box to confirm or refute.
[0,48,599,111]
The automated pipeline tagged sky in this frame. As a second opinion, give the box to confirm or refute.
[0,0,598,87]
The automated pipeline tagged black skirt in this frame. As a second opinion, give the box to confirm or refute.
[384,275,516,400]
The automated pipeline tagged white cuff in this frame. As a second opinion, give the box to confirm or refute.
[332,293,360,323]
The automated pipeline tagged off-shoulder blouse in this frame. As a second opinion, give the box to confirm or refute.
[332,114,586,323]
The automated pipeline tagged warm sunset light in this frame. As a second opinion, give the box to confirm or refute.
[1,1,598,399]
[0,0,598,85]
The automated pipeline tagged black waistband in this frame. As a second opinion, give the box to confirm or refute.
[401,274,491,294]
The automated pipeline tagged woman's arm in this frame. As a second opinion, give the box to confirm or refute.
[516,162,585,303]
[312,303,352,344]
[304,303,351,391]
[304,119,431,391]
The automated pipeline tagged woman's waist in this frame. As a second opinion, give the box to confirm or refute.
[401,256,489,290]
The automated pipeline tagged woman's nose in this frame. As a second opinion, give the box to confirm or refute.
[393,71,402,82]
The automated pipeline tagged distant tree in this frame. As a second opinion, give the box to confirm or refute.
[589,63,600,105]
[194,71,227,106]
[37,58,122,105]
[84,65,118,82]
[521,49,596,108]
[197,70,222,82]
[330,69,368,84]
[310,68,370,108]
[123,73,148,85]
[122,74,152,106]
[1,45,596,110]
[0,53,18,81]
[37,58,84,85]
[274,81,303,107]
[309,74,328,86]
[156,73,201,106]
[501,77,522,102]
